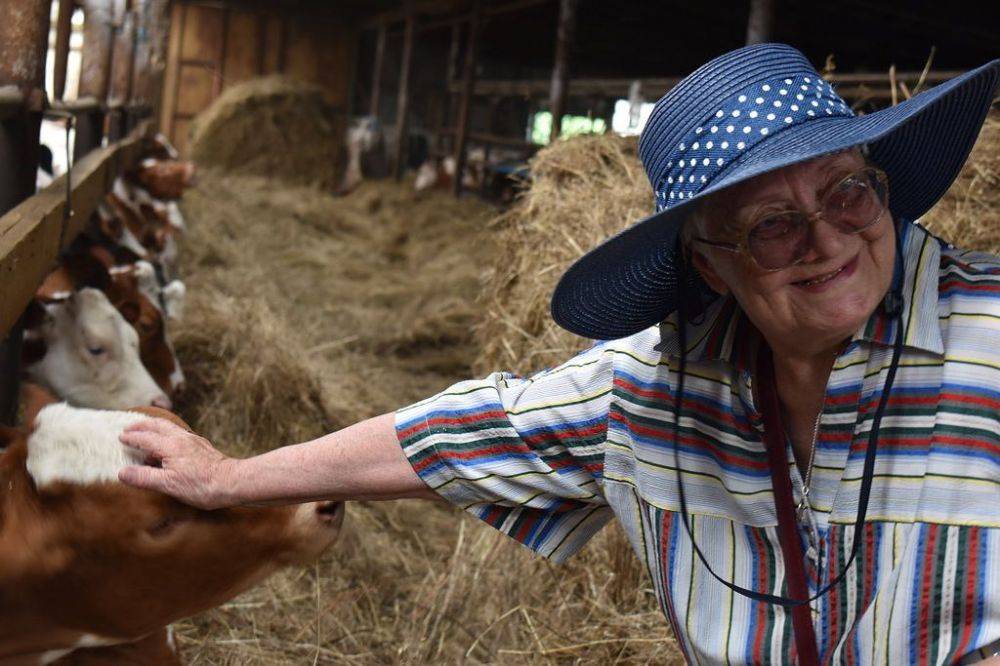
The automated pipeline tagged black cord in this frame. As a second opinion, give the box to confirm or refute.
[669,224,906,607]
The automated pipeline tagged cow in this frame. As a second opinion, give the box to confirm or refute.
[23,288,172,410]
[0,401,344,664]
[335,115,387,195]
[33,248,186,397]
[125,158,196,203]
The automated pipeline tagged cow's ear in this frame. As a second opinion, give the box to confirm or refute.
[63,252,110,291]
[22,299,48,329]
[118,299,141,324]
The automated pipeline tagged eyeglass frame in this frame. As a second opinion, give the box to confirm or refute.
[690,166,890,271]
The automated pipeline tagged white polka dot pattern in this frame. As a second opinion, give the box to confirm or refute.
[654,75,852,212]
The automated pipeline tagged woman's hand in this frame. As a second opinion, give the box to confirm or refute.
[118,419,238,510]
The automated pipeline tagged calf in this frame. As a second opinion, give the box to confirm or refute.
[35,251,185,397]
[125,158,196,202]
[23,288,171,410]
[0,403,343,664]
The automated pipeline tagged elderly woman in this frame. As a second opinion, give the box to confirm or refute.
[119,44,999,664]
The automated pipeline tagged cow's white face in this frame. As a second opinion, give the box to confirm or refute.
[26,289,170,410]
[26,403,149,488]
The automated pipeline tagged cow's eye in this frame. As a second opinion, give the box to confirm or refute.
[87,346,105,356]
[146,516,180,537]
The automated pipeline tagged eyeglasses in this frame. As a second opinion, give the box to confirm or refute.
[692,166,889,271]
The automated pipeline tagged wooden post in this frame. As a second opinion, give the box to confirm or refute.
[78,0,116,158]
[0,0,51,425]
[369,22,387,117]
[79,0,116,101]
[745,0,775,45]
[548,0,578,143]
[132,0,169,121]
[436,21,461,154]
[108,6,138,140]
[392,2,417,180]
[53,0,76,101]
[452,0,481,197]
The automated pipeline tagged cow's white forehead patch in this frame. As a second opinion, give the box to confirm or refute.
[26,403,152,488]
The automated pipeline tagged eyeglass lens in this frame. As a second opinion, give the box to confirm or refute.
[747,169,887,270]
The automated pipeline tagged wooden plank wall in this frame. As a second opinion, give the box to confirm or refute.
[159,1,354,156]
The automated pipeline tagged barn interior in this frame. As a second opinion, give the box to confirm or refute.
[1,0,997,662]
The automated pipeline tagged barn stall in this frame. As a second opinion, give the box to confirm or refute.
[1,0,997,663]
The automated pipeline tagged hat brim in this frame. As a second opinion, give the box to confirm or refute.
[551,59,1000,341]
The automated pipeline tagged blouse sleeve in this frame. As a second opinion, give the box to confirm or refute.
[395,343,615,563]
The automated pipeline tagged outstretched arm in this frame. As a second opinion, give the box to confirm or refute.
[118,412,438,509]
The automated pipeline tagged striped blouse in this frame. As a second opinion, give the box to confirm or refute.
[396,222,1000,664]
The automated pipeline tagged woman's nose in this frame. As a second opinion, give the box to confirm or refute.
[801,212,851,261]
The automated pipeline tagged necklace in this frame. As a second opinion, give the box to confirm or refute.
[795,410,823,523]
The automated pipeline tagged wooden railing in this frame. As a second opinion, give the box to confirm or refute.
[0,121,153,339]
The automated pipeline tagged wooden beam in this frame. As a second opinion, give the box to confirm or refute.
[79,0,117,101]
[452,0,481,197]
[547,0,577,143]
[131,0,172,116]
[392,2,417,180]
[445,70,966,100]
[364,0,552,32]
[53,0,76,101]
[369,22,387,117]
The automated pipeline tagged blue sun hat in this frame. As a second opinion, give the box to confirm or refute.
[551,43,1000,340]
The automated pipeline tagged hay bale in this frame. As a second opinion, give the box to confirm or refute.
[921,111,1000,253]
[171,291,331,456]
[188,76,343,188]
[473,134,649,374]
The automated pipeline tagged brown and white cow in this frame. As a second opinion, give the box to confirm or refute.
[125,158,196,203]
[0,402,343,664]
[23,288,172,410]
[32,250,185,398]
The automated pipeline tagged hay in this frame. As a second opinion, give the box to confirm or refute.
[188,76,343,188]
[168,167,680,663]
[921,111,1000,253]
[473,134,649,374]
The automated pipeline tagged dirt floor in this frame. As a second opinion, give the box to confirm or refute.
[169,172,678,664]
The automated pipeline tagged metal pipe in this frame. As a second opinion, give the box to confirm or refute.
[53,0,76,101]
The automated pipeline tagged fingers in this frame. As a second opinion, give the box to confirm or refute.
[122,417,181,437]
[118,464,165,491]
[119,428,169,458]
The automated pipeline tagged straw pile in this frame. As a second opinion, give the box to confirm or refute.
[473,134,649,374]
[169,169,678,663]
[188,76,343,189]
[921,111,1000,252]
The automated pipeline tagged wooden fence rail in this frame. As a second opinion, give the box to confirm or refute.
[0,121,153,340]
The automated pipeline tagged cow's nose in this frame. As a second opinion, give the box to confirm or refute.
[151,394,172,410]
[315,501,343,525]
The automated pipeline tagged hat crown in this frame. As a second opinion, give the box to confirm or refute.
[638,44,831,202]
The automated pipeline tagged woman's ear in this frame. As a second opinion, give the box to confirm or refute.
[690,248,730,296]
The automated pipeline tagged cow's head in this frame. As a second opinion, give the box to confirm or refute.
[0,404,343,662]
[129,159,196,201]
[24,288,172,410]
[58,249,186,396]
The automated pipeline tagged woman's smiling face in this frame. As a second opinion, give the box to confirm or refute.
[690,150,896,356]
